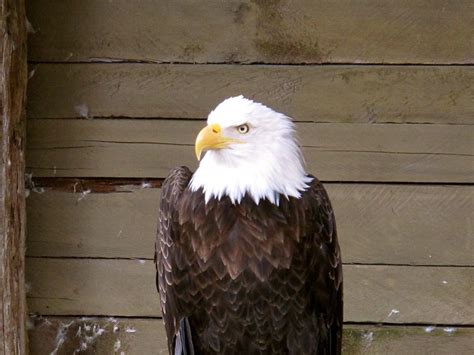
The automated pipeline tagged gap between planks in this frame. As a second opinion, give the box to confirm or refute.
[27,60,474,67]
[27,116,474,125]
[27,314,474,330]
[29,177,474,193]
[25,256,474,269]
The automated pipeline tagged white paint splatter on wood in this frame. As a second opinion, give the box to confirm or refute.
[424,326,436,333]
[50,321,74,355]
[74,103,90,119]
[362,331,374,350]
[114,339,121,352]
[387,309,400,318]
[78,189,91,201]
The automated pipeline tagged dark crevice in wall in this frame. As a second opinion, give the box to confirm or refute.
[27,60,474,67]
[28,177,473,194]
[25,256,474,269]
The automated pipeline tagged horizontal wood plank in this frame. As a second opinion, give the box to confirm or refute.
[27,0,474,64]
[26,119,474,182]
[28,317,168,355]
[28,317,474,355]
[26,185,474,266]
[27,258,159,317]
[343,325,474,354]
[26,64,474,124]
[26,258,474,324]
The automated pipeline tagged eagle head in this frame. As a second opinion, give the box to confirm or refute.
[189,96,312,205]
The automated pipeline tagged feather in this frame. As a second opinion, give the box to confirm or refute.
[174,318,195,355]
[156,170,343,354]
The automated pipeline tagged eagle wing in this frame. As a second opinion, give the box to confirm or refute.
[155,166,193,354]
[307,177,343,354]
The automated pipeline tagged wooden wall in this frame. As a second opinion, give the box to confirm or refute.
[25,1,473,354]
[0,0,28,353]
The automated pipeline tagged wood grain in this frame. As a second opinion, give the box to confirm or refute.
[0,0,28,353]
[27,258,160,317]
[330,184,473,266]
[28,317,168,355]
[26,119,474,182]
[26,64,474,124]
[26,188,161,260]
[26,258,474,324]
[343,325,474,355]
[28,317,474,355]
[26,185,474,266]
[27,0,474,64]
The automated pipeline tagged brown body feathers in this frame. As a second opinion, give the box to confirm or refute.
[156,166,343,354]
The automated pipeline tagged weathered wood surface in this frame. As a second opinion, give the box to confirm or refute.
[26,119,474,182]
[26,185,474,266]
[342,325,474,355]
[27,64,474,124]
[28,317,474,355]
[28,317,169,355]
[27,258,160,317]
[27,0,474,64]
[26,258,474,324]
[0,0,28,353]
[28,119,473,155]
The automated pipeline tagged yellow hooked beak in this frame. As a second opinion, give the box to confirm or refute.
[195,123,236,160]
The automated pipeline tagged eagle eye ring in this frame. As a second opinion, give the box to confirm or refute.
[237,124,249,134]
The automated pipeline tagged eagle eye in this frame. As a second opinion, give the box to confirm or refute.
[237,124,249,134]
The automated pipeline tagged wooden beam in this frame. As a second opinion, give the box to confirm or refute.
[26,119,474,182]
[26,258,474,324]
[26,0,474,64]
[0,0,28,353]
[26,185,474,266]
[28,317,474,355]
[26,64,474,124]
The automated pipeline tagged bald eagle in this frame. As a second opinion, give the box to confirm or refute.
[156,96,342,354]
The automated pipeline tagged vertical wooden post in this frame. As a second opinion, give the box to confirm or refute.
[0,0,28,354]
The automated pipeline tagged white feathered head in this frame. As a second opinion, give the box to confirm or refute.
[190,96,312,205]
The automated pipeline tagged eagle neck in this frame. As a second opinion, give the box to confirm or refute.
[189,144,313,205]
